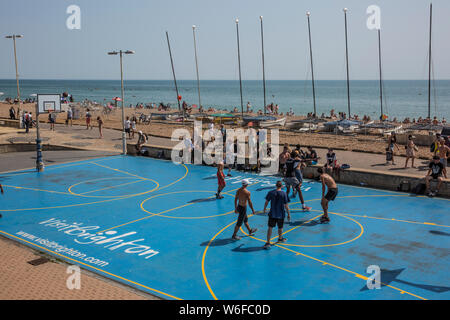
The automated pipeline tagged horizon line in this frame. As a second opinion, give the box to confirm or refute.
[1,78,449,81]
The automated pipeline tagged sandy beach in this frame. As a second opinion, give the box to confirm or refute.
[0,101,437,160]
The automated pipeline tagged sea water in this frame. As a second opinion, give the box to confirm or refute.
[0,79,448,120]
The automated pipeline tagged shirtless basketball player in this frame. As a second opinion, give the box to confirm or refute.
[318,167,338,223]
[231,179,257,240]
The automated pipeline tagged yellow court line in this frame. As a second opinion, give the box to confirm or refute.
[271,243,426,300]
[201,219,240,300]
[90,162,150,181]
[67,176,159,199]
[1,161,187,212]
[202,213,426,300]
[337,213,450,228]
[0,230,182,300]
[273,211,364,248]
[2,184,76,196]
[98,190,235,234]
[80,179,146,195]
[0,194,135,212]
[0,155,121,176]
[155,163,189,191]
[98,182,260,234]
[269,214,323,241]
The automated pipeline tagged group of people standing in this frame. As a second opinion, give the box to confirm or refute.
[387,131,449,196]
[216,152,339,249]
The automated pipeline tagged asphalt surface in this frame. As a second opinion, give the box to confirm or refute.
[0,150,119,173]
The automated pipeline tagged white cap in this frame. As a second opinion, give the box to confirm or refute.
[242,179,249,186]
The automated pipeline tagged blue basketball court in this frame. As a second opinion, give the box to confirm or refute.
[0,155,449,300]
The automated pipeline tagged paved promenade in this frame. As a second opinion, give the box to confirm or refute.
[0,122,438,178]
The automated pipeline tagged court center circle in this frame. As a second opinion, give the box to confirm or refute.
[140,191,234,219]
[68,177,159,198]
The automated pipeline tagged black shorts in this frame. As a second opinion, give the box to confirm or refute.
[236,205,248,227]
[268,217,284,229]
[325,188,338,201]
[125,128,131,133]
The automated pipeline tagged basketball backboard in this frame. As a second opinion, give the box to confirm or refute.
[37,94,61,114]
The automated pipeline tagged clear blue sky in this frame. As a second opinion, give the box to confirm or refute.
[0,0,449,80]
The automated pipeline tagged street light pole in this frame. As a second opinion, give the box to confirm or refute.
[108,49,134,155]
[120,51,126,154]
[5,34,23,117]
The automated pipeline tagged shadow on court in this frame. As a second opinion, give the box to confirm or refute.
[231,244,265,253]
[360,268,450,293]
[429,230,450,236]
[188,197,217,203]
[200,238,237,247]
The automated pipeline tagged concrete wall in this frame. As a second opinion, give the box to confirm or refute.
[396,133,436,146]
[302,165,450,198]
[128,142,450,198]
[0,143,81,153]
[0,119,20,128]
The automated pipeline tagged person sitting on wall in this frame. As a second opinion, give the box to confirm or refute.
[305,146,318,165]
[425,155,447,197]
[136,131,149,156]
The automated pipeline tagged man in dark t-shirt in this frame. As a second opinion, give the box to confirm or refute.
[263,181,290,249]
[306,146,318,165]
[425,156,447,197]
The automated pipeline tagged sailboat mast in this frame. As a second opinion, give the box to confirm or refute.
[343,8,351,117]
[166,31,181,113]
[306,11,317,117]
[260,16,267,115]
[192,25,201,111]
[378,29,383,119]
[427,3,432,119]
[235,18,244,118]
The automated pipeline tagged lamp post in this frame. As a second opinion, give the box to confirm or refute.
[5,34,23,116]
[108,50,135,155]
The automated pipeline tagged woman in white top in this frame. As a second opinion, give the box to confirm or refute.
[404,135,417,168]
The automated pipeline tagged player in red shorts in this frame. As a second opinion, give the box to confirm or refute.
[216,162,226,199]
